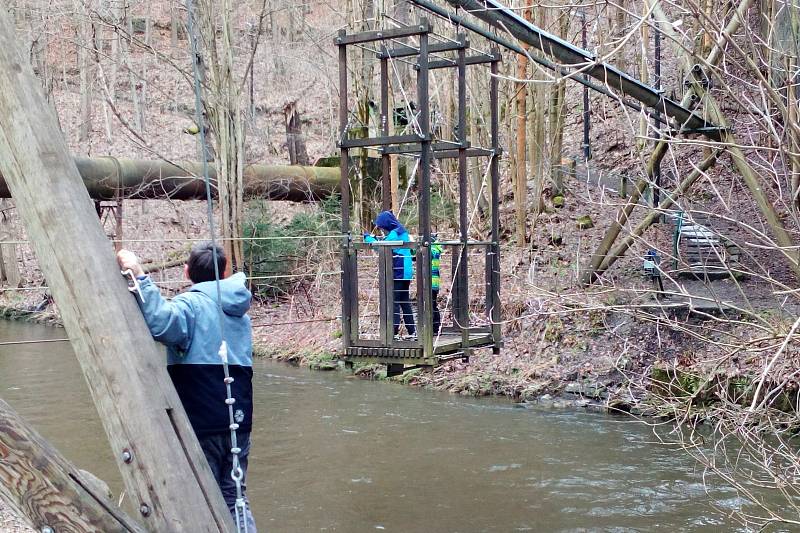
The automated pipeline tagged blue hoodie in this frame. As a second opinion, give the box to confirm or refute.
[135,272,253,437]
[365,211,414,280]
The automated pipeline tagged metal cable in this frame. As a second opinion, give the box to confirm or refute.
[0,271,348,293]
[0,338,70,346]
[0,235,345,246]
[185,1,248,531]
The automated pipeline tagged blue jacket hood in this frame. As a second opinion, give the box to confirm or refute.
[375,211,406,235]
[188,272,252,317]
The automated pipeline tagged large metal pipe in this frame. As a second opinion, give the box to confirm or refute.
[0,157,340,202]
[408,0,657,121]
[414,0,721,138]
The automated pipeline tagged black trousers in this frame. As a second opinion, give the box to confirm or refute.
[432,289,441,333]
[199,432,257,531]
[393,279,416,335]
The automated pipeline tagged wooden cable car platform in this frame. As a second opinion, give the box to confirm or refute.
[344,330,496,365]
[336,19,502,375]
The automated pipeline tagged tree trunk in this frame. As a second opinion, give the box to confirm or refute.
[77,0,93,142]
[637,3,650,157]
[390,153,400,212]
[548,4,568,196]
[196,0,246,272]
[0,157,341,201]
[0,398,145,532]
[514,3,530,246]
[528,2,547,222]
[789,55,800,210]
[125,16,143,134]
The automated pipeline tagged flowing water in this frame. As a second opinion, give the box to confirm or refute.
[0,320,779,532]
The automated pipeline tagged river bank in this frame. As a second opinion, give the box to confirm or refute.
[0,269,783,421]
[0,323,773,531]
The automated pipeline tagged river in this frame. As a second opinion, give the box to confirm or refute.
[0,320,772,532]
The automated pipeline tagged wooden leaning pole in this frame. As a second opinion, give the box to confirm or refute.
[0,9,233,533]
[0,399,145,532]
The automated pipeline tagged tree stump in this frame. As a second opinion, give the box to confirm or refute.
[284,100,309,165]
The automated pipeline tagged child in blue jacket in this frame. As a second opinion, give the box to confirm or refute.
[117,243,257,532]
[365,210,416,337]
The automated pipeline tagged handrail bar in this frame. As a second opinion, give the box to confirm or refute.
[356,241,418,247]
[437,240,494,246]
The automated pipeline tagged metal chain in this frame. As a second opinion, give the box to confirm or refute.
[185,2,248,532]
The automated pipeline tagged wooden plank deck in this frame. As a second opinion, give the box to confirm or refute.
[432,332,494,354]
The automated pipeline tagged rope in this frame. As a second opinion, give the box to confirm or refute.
[185,2,248,531]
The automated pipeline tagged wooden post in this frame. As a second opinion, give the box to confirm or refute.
[0,398,145,532]
[0,10,233,533]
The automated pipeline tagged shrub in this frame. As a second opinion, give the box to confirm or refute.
[243,196,340,297]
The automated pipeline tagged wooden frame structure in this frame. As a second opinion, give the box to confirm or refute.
[337,19,502,374]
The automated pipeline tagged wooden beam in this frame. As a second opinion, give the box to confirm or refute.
[0,10,233,533]
[0,398,145,532]
[334,20,431,46]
